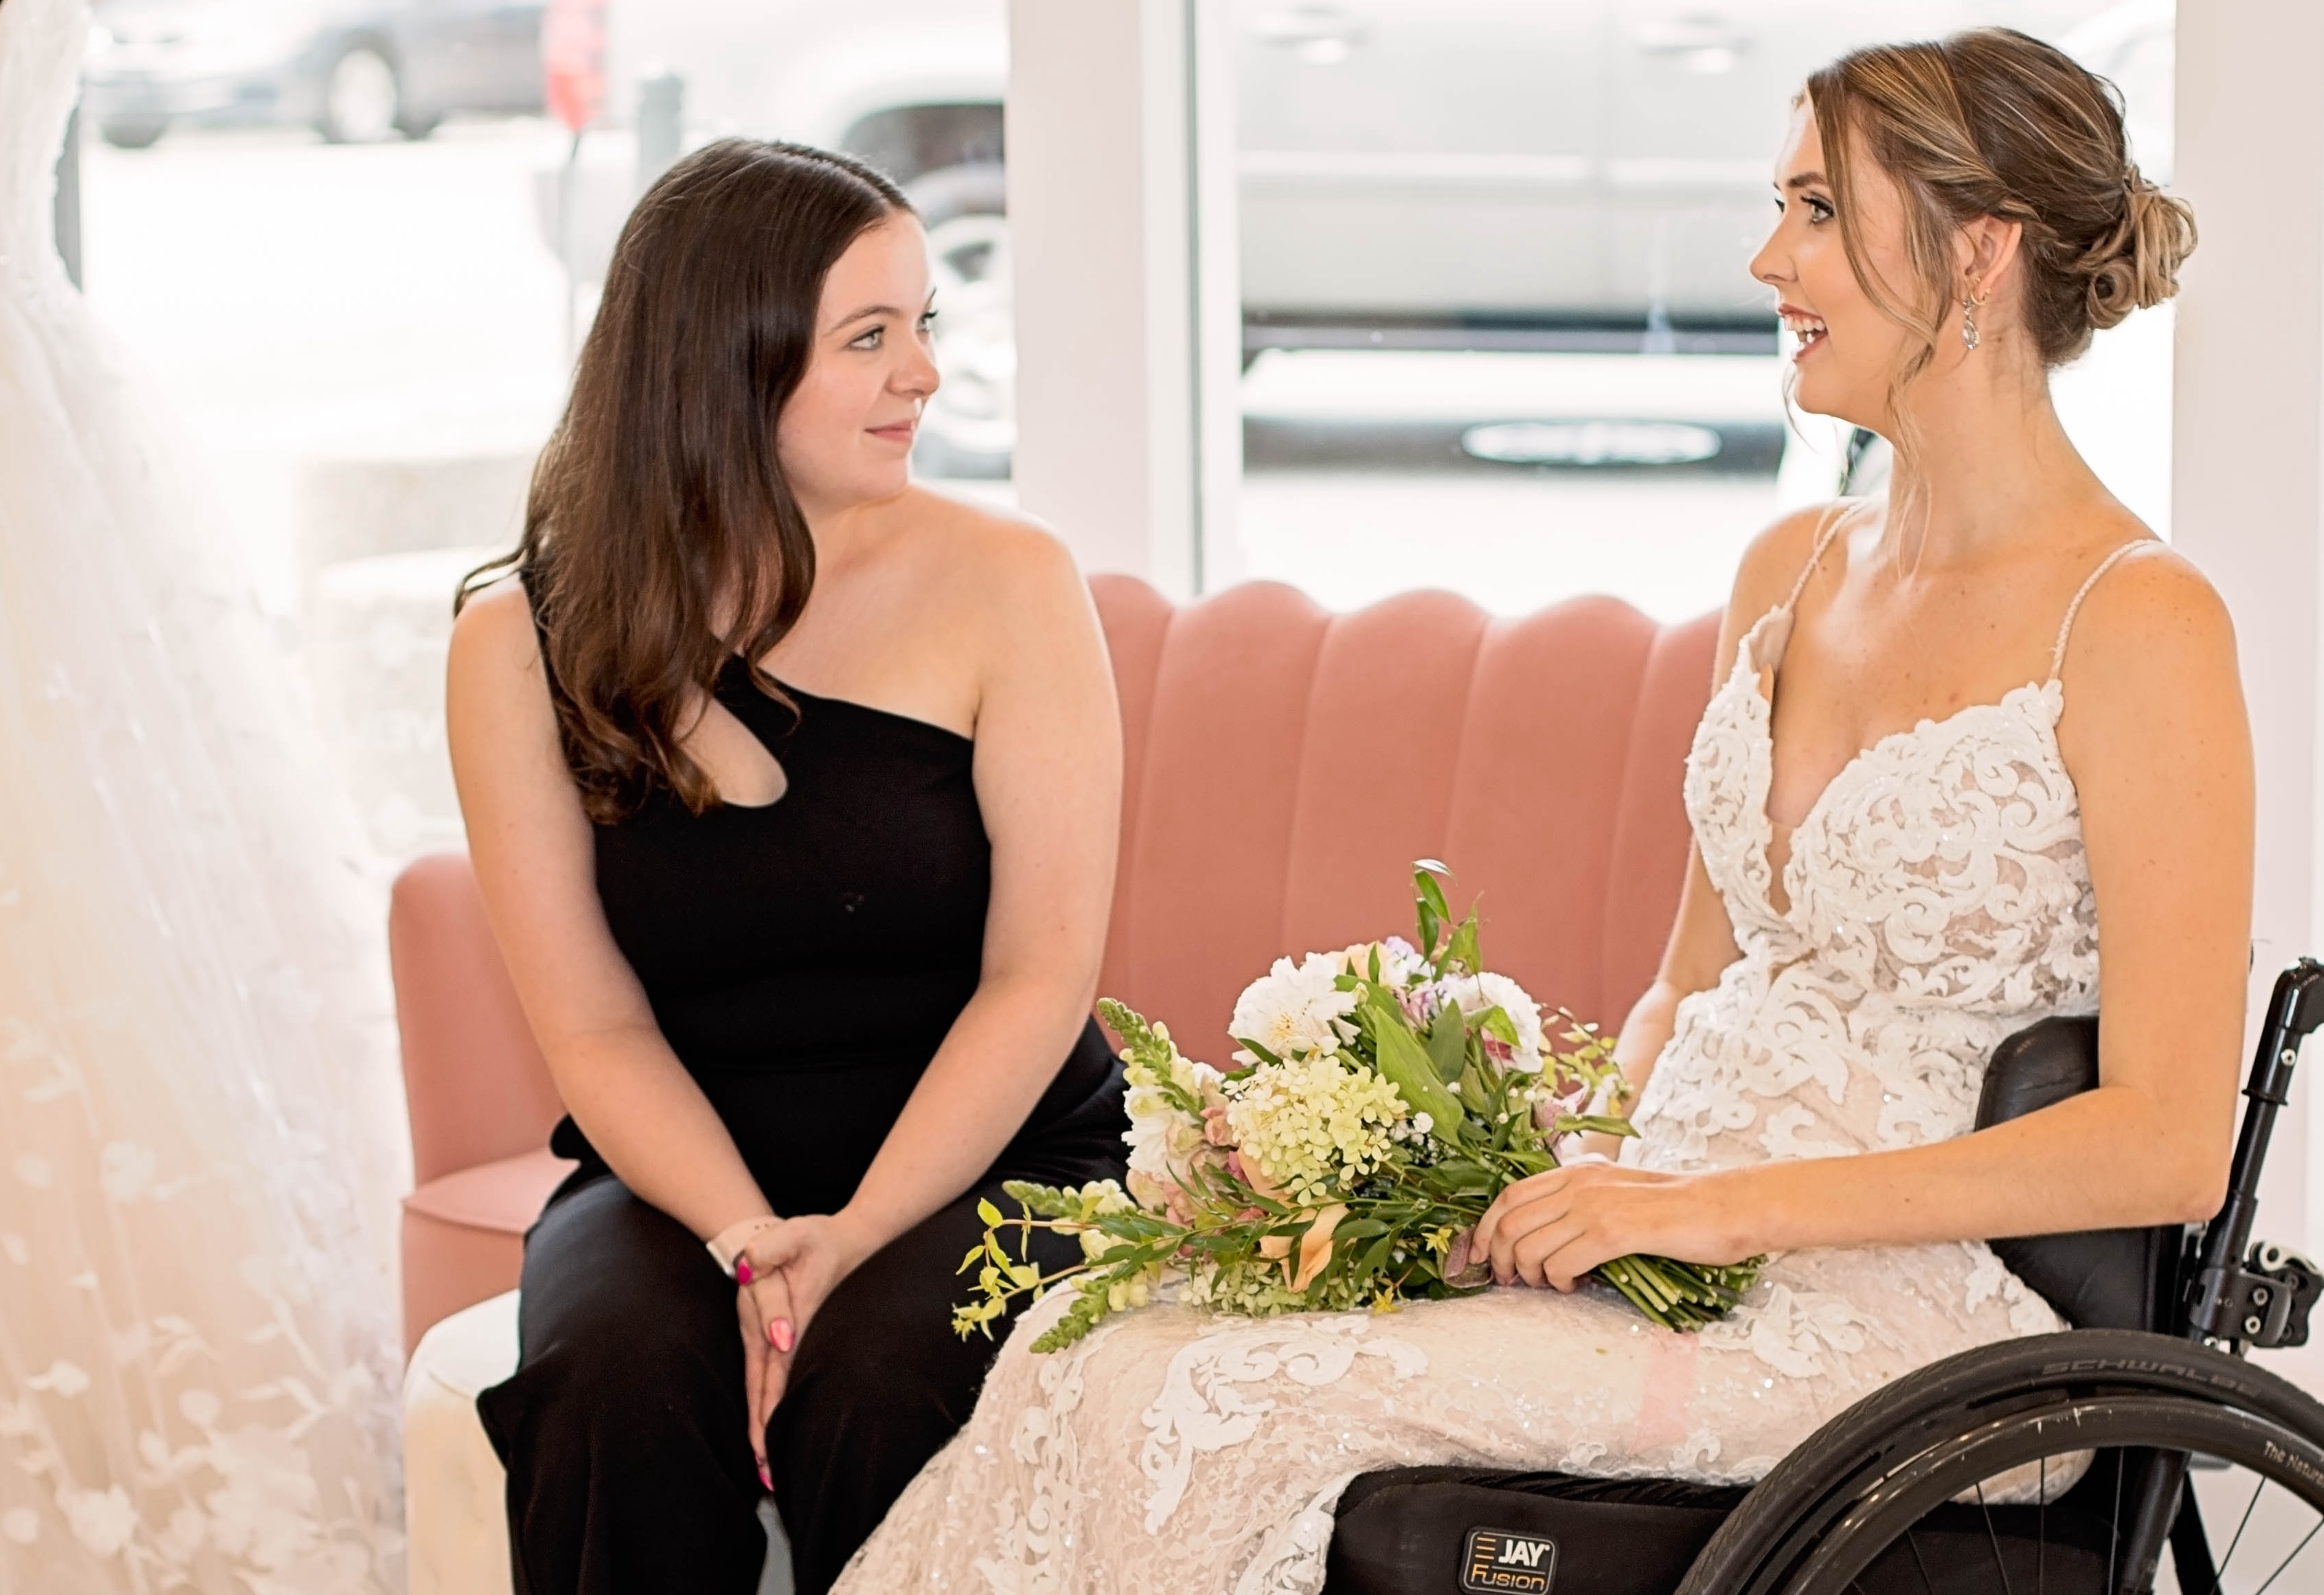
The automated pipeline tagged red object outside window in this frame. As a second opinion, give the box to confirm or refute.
[543,0,607,134]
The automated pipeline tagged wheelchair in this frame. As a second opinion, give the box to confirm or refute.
[1324,962,2324,1595]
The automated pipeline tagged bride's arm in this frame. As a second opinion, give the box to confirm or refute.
[1486,546,2253,1286]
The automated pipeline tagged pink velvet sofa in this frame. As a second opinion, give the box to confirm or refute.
[392,575,1719,1354]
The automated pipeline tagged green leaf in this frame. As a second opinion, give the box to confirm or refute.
[1445,906,1482,976]
[1414,862,1453,955]
[1414,862,1453,919]
[1234,1033,1288,1068]
[1456,1060,1493,1117]
[1425,1001,1468,1084]
[1364,994,1465,1132]
[1477,1005,1520,1048]
[977,1197,1003,1228]
[1556,1115,1639,1139]
[1352,1230,1398,1280]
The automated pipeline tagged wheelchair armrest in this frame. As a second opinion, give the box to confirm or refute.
[1977,1015,2101,1124]
[1975,1015,2178,1333]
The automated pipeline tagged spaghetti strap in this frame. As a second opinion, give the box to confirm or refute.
[2049,541,2151,680]
[1781,507,1851,614]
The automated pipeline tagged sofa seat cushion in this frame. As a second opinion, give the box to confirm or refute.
[403,1148,576,1235]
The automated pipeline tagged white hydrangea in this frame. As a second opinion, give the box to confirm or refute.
[1443,970,1546,1068]
[1224,1053,1407,1206]
[1229,951,1361,1066]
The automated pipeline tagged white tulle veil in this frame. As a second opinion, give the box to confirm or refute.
[1,0,408,1586]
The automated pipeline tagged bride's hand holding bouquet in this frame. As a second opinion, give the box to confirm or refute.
[1474,1159,1762,1292]
[953,864,1764,1349]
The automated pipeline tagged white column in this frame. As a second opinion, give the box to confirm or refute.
[2172,0,2324,1274]
[1006,0,1240,596]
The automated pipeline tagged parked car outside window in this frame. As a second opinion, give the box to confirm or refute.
[83,0,547,149]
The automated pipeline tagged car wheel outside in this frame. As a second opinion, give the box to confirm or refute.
[98,116,170,150]
[908,162,1013,481]
[318,45,402,145]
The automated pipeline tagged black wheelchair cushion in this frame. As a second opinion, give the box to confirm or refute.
[1323,1012,2185,1595]
[1975,1015,2181,1334]
[1323,1470,1746,1595]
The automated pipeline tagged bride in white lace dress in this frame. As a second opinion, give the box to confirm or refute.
[827,31,2249,1595]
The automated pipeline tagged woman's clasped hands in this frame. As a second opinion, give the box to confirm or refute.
[1471,1160,1752,1291]
[734,1212,880,1490]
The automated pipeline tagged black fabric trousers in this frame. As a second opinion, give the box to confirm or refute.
[477,1157,1110,1595]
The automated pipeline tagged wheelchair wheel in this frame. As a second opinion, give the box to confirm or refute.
[1678,1330,2324,1595]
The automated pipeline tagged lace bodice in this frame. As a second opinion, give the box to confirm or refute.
[1627,531,2131,1174]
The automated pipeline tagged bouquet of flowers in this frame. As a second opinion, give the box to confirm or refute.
[953,864,1762,1351]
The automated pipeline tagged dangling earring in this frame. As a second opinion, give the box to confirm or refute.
[1960,285,1983,352]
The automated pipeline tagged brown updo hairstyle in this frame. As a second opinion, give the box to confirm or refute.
[459,140,912,821]
[1806,27,2196,383]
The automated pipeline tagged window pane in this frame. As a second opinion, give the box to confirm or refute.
[1228,0,2174,618]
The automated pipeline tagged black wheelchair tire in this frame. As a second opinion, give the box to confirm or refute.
[1678,1330,2324,1595]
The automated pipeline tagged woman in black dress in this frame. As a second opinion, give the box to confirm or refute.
[445,140,1128,1595]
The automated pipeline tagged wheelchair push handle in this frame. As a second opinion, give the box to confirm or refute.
[2109,962,2324,1595]
[2185,957,2324,1349]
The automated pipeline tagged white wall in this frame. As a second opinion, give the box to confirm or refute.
[1006,0,1239,596]
[2172,0,2324,1316]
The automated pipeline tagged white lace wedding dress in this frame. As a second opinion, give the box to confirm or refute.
[1,1,407,1587]
[834,526,2144,1595]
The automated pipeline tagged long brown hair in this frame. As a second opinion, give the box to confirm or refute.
[460,139,910,821]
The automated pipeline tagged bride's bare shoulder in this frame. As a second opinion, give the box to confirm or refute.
[2061,535,2236,683]
[1726,501,1862,624]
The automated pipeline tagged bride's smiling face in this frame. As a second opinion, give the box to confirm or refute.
[1750,103,1922,430]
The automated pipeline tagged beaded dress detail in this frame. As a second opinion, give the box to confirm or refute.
[833,530,2145,1595]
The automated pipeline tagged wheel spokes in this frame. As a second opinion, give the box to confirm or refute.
[1973,1482,2019,1595]
[2201,1475,2264,1594]
[2248,1516,2324,1595]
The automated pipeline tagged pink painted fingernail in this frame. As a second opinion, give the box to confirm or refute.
[735,1259,753,1285]
[772,1319,794,1354]
[758,1463,771,1492]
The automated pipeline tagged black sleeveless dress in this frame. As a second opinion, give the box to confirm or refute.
[478,646,1128,1595]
